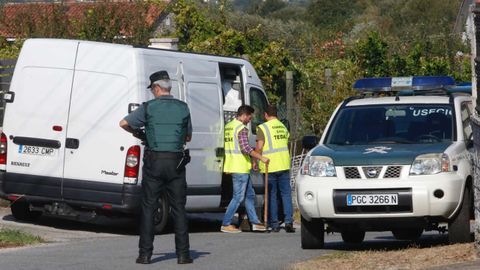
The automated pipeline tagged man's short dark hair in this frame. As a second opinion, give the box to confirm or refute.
[265,105,277,117]
[237,105,254,116]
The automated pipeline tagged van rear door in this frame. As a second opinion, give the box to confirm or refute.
[3,40,78,197]
[62,42,136,203]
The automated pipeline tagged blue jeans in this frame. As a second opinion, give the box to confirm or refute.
[222,173,261,226]
[268,170,293,228]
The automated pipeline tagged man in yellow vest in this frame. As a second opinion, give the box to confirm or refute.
[255,105,295,233]
[221,105,270,233]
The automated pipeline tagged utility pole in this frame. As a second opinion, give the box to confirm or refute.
[286,71,294,139]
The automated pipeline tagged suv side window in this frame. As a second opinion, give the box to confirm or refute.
[461,102,472,141]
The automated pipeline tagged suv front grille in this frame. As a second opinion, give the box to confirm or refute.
[384,166,402,178]
[343,166,403,179]
[344,167,361,179]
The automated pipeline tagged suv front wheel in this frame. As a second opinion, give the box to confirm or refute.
[301,216,324,249]
[448,186,472,244]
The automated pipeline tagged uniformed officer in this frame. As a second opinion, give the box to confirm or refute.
[255,105,295,233]
[221,105,269,233]
[119,70,193,264]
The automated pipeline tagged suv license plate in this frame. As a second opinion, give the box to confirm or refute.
[18,145,56,156]
[347,194,398,206]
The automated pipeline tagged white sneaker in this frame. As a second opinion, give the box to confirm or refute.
[252,223,267,232]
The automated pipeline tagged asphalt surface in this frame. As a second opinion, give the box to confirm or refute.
[1,207,479,270]
[0,208,323,270]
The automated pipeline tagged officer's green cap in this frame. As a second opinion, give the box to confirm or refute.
[147,70,170,89]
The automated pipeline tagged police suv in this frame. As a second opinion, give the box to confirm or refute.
[297,76,474,248]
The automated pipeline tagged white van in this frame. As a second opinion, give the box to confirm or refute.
[0,38,270,231]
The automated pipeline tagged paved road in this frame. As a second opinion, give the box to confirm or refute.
[0,207,469,270]
[0,208,325,270]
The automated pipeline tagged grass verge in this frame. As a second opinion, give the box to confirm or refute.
[290,243,477,270]
[0,228,44,248]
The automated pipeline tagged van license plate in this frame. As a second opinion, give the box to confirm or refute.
[18,145,56,156]
[347,194,398,206]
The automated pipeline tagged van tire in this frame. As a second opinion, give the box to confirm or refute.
[341,230,365,244]
[154,193,169,233]
[11,202,42,222]
[448,186,472,244]
[392,228,423,241]
[301,216,324,249]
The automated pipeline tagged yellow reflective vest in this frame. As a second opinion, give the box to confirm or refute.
[258,119,290,173]
[223,119,251,173]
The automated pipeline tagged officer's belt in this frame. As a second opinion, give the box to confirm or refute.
[145,150,183,158]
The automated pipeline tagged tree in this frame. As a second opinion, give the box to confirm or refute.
[171,0,294,103]
[307,0,362,34]
[352,32,389,77]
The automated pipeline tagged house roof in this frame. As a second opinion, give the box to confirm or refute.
[0,1,169,38]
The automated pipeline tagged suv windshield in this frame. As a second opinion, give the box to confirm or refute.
[326,104,454,145]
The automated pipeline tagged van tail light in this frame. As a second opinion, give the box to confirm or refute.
[124,145,140,184]
[0,132,7,169]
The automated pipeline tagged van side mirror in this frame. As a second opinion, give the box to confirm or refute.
[128,103,140,113]
[302,135,319,150]
[280,118,290,131]
[2,91,15,103]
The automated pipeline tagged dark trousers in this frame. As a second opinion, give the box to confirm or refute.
[138,151,190,257]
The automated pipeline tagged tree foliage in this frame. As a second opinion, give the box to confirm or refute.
[0,1,161,46]
[307,0,362,34]
[0,0,473,138]
[171,0,293,104]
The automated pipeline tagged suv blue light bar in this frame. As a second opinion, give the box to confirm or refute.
[449,82,471,94]
[353,76,456,92]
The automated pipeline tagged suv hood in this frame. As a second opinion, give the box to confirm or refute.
[310,143,452,166]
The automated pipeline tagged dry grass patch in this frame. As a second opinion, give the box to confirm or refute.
[290,243,477,270]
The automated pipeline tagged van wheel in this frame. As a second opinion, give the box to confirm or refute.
[341,230,365,244]
[11,202,42,222]
[301,216,324,249]
[154,193,169,233]
[448,186,472,244]
[392,228,423,241]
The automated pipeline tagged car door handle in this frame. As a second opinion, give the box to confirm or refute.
[66,138,80,149]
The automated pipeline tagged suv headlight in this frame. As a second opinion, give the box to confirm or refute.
[301,156,336,177]
[409,153,450,175]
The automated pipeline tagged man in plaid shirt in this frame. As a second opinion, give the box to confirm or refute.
[221,105,269,233]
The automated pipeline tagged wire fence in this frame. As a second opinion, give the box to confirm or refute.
[289,140,307,209]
